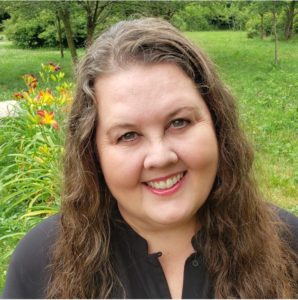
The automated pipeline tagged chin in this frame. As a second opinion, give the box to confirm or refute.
[148,209,196,228]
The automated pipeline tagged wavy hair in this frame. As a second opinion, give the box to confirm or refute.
[47,18,297,298]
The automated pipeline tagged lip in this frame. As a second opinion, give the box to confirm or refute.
[145,171,185,183]
[143,171,187,196]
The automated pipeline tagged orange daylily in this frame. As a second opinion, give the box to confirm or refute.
[23,74,38,90]
[37,110,59,130]
[35,89,54,105]
[38,144,49,154]
[14,92,24,100]
[46,62,61,72]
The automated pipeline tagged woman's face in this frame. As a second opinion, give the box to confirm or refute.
[95,63,218,231]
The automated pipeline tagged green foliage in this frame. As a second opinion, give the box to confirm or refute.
[245,1,298,40]
[0,6,9,32]
[0,63,73,291]
[186,31,298,210]
[2,1,298,49]
[3,4,86,48]
[1,63,72,215]
[1,30,297,293]
[246,13,274,37]
[4,9,57,48]
[0,36,76,101]
[172,3,212,31]
[172,2,250,32]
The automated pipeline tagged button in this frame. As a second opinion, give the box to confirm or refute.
[192,259,200,267]
[155,251,162,258]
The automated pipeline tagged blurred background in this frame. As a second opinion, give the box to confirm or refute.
[0,0,297,293]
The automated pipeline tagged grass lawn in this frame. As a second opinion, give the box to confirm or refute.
[0,36,78,101]
[0,31,297,292]
[186,31,298,210]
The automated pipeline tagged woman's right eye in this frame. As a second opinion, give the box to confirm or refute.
[118,132,138,143]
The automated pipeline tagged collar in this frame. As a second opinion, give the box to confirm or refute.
[111,205,203,259]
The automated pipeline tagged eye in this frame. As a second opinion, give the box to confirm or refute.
[118,131,138,143]
[169,118,190,129]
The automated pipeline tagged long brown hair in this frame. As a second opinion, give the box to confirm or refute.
[47,18,298,298]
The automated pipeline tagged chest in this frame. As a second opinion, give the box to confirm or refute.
[113,249,213,298]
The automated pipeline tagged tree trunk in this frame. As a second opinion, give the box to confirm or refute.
[284,1,296,40]
[80,1,111,48]
[56,13,64,58]
[58,9,78,64]
[85,15,95,48]
[260,13,265,39]
[272,9,278,65]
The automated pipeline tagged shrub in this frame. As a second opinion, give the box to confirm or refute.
[173,4,213,31]
[245,13,273,38]
[0,62,73,224]
[247,28,258,39]
[0,62,73,290]
[3,9,86,48]
[4,15,46,48]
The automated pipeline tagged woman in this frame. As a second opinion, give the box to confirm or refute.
[3,18,298,298]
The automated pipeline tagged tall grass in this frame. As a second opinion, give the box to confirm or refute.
[0,31,297,292]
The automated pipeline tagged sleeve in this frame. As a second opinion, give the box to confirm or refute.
[274,206,298,252]
[2,214,60,299]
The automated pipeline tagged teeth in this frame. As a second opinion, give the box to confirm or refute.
[147,173,184,190]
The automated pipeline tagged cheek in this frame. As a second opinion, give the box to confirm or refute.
[177,127,218,170]
[99,146,143,189]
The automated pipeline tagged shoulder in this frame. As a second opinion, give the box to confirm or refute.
[2,214,60,298]
[271,206,298,251]
[10,214,60,266]
[273,206,298,233]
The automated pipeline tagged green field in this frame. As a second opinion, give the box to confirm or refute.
[0,36,77,101]
[185,31,298,210]
[0,31,297,292]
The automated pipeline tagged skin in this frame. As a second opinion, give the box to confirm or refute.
[95,63,219,297]
[95,62,218,232]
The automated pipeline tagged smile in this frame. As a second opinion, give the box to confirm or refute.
[145,172,186,190]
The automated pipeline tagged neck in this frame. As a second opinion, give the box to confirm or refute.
[127,217,199,256]
[141,219,199,300]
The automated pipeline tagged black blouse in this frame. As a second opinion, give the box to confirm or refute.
[111,213,212,298]
[2,207,298,298]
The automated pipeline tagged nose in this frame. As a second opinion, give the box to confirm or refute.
[143,140,178,169]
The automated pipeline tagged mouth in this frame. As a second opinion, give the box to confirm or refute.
[143,171,187,195]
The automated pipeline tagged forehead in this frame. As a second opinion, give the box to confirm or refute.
[94,63,208,123]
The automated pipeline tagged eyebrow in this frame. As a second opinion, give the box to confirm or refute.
[167,106,201,119]
[106,106,201,136]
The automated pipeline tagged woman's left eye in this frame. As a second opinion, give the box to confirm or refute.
[169,118,190,129]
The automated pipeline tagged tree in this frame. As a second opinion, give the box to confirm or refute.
[248,2,271,39]
[56,13,64,58]
[113,1,186,21]
[78,1,113,47]
[272,2,279,65]
[0,4,10,30]
[57,2,78,63]
[3,1,79,63]
[284,0,297,40]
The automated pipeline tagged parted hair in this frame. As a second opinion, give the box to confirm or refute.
[47,18,298,298]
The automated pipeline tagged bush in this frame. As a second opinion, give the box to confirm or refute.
[245,10,294,40]
[247,28,258,39]
[4,15,46,48]
[245,13,273,38]
[3,8,86,48]
[172,3,212,31]
[4,10,58,48]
